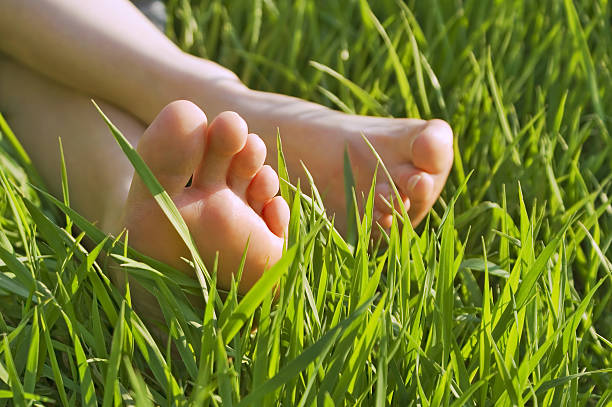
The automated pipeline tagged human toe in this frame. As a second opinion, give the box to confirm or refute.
[409,119,453,175]
[228,133,267,195]
[247,165,280,214]
[193,111,248,188]
[134,100,207,197]
[375,183,411,215]
[262,196,290,238]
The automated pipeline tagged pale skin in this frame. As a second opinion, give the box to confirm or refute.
[0,0,453,295]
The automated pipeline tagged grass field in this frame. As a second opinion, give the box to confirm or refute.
[1,0,611,405]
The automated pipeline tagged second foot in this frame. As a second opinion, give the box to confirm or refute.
[276,111,454,232]
[122,101,289,293]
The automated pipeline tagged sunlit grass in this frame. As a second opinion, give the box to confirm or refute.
[0,0,611,405]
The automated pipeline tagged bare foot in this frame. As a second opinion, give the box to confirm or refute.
[122,100,289,293]
[217,89,454,232]
[313,113,454,230]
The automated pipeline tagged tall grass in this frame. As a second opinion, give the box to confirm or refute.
[0,0,611,405]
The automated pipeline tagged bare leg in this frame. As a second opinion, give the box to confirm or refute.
[0,55,141,231]
[0,54,290,298]
[0,0,453,233]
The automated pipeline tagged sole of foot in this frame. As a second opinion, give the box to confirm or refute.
[121,100,289,296]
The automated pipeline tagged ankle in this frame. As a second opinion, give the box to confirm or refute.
[161,53,250,120]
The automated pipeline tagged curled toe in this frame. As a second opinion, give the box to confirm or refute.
[248,165,280,213]
[207,111,249,156]
[410,119,453,175]
[193,111,249,188]
[262,196,290,238]
[228,133,267,195]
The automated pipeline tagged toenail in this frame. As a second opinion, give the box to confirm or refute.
[409,133,421,156]
[407,174,422,193]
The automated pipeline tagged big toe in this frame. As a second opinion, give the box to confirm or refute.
[133,100,207,198]
[389,119,453,226]
[409,119,453,175]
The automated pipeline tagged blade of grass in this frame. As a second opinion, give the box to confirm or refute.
[238,295,376,407]
[2,336,25,407]
[92,101,211,304]
[102,301,126,407]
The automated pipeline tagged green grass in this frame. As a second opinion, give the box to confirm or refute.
[1,0,612,405]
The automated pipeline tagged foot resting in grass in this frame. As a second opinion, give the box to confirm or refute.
[0,0,453,295]
[123,101,289,292]
[261,110,454,231]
